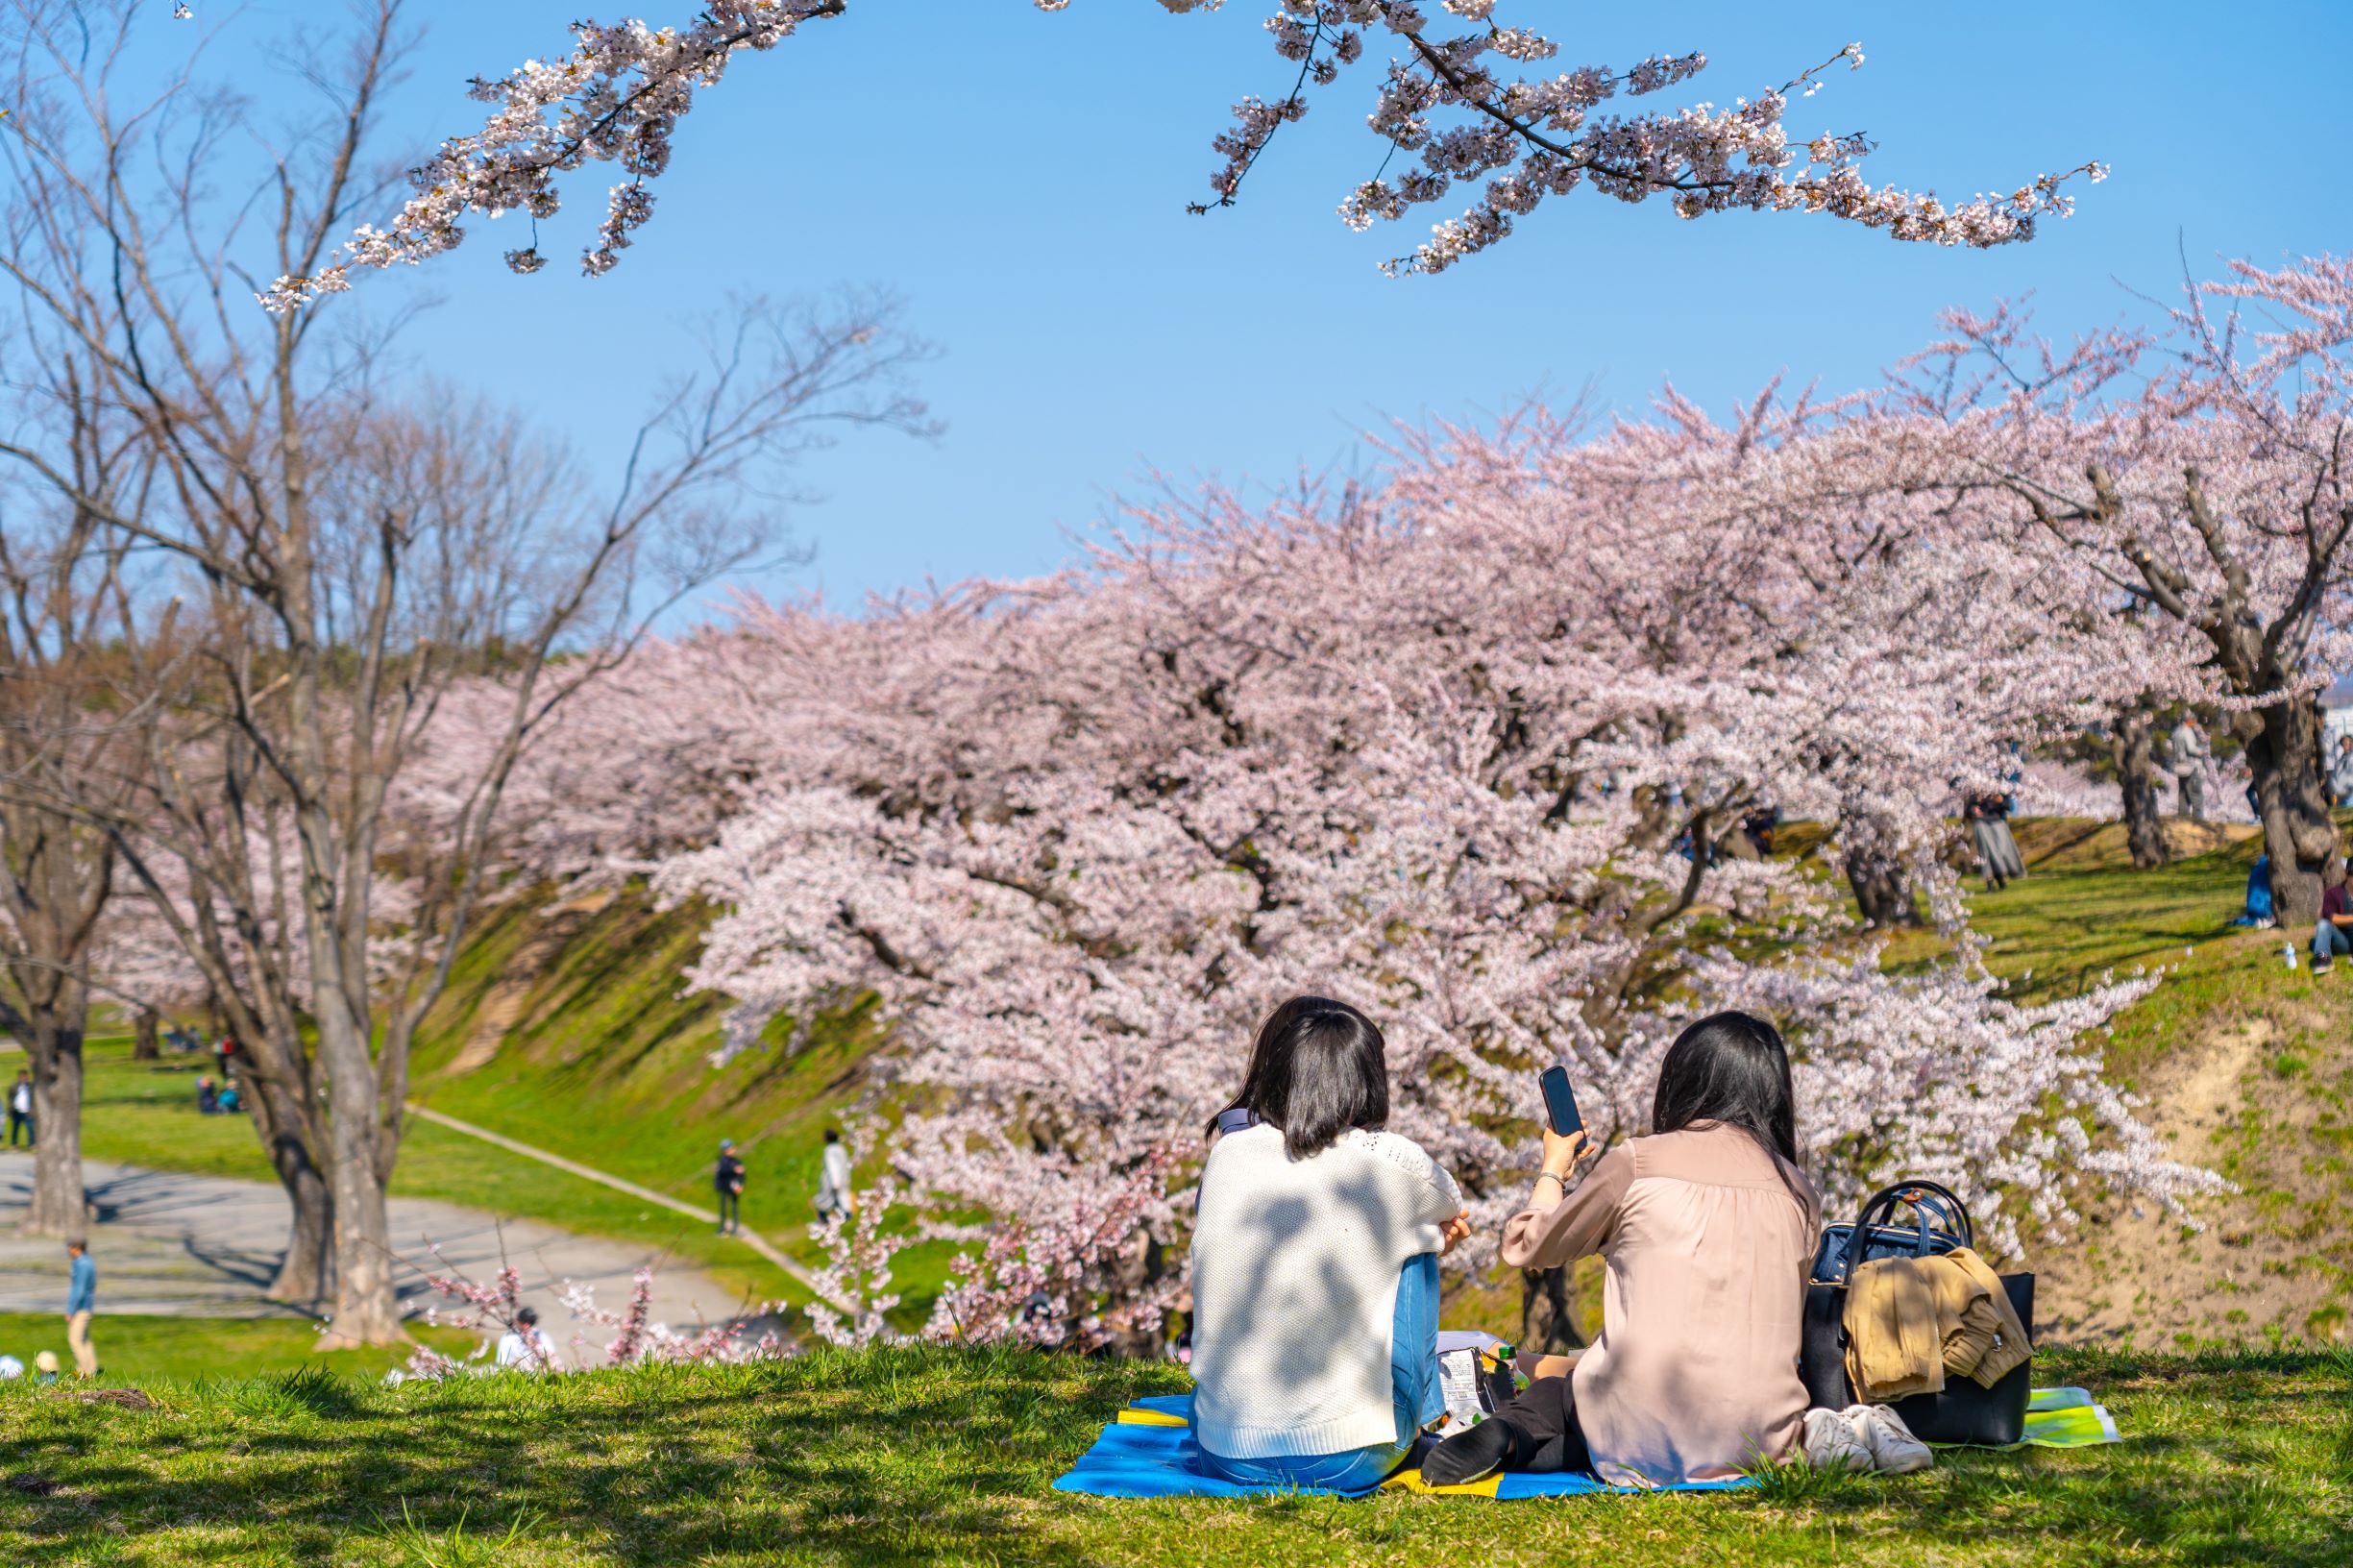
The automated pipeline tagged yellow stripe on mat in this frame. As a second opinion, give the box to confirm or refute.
[1116,1409,1189,1429]
[1383,1468,1505,1498]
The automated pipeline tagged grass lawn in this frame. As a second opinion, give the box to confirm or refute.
[74,1038,807,1311]
[0,1313,474,1387]
[0,1343,2343,1566]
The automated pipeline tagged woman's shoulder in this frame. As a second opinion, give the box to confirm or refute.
[1630,1122,1805,1189]
[1338,1127,1449,1183]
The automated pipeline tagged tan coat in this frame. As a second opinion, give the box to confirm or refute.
[1501,1121,1820,1485]
[1843,1246,2030,1403]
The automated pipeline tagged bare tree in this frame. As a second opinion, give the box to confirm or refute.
[0,0,933,1340]
[0,305,156,1237]
[0,514,128,1236]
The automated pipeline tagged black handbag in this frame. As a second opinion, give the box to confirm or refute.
[1799,1180,2035,1447]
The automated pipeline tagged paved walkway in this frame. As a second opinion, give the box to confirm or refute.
[0,1152,743,1331]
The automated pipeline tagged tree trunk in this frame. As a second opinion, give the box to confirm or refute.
[247,1077,333,1306]
[1846,850,1921,928]
[2243,698,2339,927]
[1519,1266,1587,1355]
[132,1009,160,1062]
[22,1006,86,1237]
[316,1008,403,1346]
[2114,711,2172,870]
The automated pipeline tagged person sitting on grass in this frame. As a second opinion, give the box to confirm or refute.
[2312,856,2353,974]
[495,1307,560,1371]
[1187,995,1473,1494]
[1421,1011,1925,1488]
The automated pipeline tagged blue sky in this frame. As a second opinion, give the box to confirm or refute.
[229,1,2353,613]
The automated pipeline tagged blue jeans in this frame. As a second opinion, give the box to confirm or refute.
[1194,1252,1442,1493]
[2316,922,2352,963]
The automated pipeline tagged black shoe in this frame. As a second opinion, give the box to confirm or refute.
[1422,1418,1519,1488]
[2314,959,2333,974]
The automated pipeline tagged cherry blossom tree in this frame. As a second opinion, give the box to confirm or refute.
[1893,257,2353,921]
[484,390,2219,1351]
[257,2,2102,310]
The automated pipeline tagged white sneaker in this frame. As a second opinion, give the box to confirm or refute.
[1802,1406,1870,1472]
[1845,1404,1932,1475]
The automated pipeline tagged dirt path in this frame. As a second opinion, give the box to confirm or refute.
[0,1152,744,1331]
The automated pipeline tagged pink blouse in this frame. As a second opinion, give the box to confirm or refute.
[1502,1120,1822,1484]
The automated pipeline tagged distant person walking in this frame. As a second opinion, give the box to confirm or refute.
[64,1238,95,1378]
[715,1139,746,1236]
[2169,716,2212,822]
[2331,735,2353,808]
[815,1129,856,1225]
[9,1070,33,1147]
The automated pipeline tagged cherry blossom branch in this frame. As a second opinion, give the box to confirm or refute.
[260,2,2103,310]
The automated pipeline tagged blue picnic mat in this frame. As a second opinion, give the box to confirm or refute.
[1052,1393,1756,1499]
[1053,1388,2123,1499]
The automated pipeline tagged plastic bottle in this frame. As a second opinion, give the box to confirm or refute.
[2284,942,2298,969]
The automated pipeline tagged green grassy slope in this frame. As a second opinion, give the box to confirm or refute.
[406,888,877,1258]
[1889,823,2352,1345]
[401,886,963,1315]
[0,1343,2342,1567]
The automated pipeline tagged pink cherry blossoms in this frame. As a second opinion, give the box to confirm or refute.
[260,3,2100,310]
[451,356,2261,1344]
[400,1251,785,1380]
[385,259,2353,1345]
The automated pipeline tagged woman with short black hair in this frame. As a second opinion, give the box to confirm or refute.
[1188,995,1472,1492]
[1422,1010,1824,1487]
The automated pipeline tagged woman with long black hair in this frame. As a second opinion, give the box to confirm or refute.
[1422,1011,1828,1487]
[1188,995,1472,1492]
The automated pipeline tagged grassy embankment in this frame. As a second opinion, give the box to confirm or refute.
[1886,821,2352,1346]
[0,1341,2343,1566]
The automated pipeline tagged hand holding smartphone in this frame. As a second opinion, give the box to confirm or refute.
[1538,1065,1583,1139]
[1537,1065,1592,1184]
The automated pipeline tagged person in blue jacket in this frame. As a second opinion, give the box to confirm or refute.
[64,1238,96,1378]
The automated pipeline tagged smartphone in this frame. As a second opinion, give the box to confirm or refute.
[1538,1065,1584,1139]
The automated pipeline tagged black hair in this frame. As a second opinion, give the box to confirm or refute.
[1211,995,1389,1161]
[516,1307,538,1328]
[1652,1010,1800,1172]
[823,1129,841,1145]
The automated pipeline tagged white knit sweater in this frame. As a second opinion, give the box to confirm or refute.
[1189,1124,1462,1458]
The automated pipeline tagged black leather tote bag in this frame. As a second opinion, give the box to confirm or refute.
[1799,1180,2034,1447]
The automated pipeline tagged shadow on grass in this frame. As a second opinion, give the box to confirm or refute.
[0,1346,1187,1567]
[0,1344,2345,1566]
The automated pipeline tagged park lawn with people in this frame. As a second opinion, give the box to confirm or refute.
[71,1036,807,1313]
[0,1342,2342,1566]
